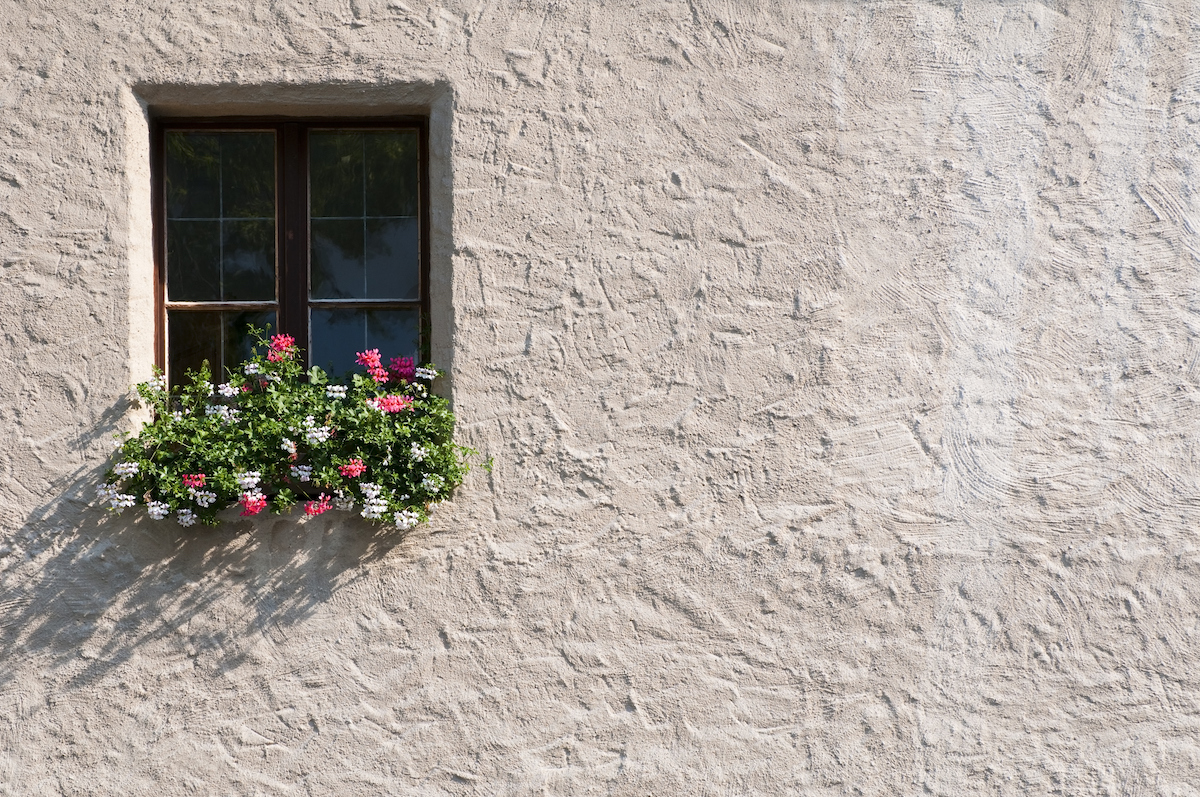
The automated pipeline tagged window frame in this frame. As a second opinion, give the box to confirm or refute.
[150,116,432,380]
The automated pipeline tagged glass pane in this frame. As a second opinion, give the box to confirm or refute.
[310,219,364,299]
[310,308,419,377]
[364,131,418,217]
[310,132,363,218]
[168,311,221,385]
[222,133,275,218]
[165,130,277,302]
[365,218,419,300]
[223,220,275,300]
[165,133,219,218]
[368,308,420,363]
[224,310,276,373]
[168,310,276,385]
[166,220,220,301]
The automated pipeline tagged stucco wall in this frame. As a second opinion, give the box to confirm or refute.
[3,1,1200,794]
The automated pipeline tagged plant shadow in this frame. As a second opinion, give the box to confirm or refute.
[1,460,419,692]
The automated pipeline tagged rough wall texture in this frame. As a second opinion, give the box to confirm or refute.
[3,1,1200,794]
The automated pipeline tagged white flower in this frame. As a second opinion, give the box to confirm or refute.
[204,382,215,396]
[394,509,420,530]
[96,483,119,503]
[326,385,347,399]
[235,471,261,491]
[147,501,171,520]
[110,493,136,511]
[281,438,297,456]
[113,461,139,477]
[177,509,197,527]
[361,498,388,520]
[303,415,331,444]
[170,410,184,422]
[290,464,312,482]
[332,489,354,511]
[412,383,427,397]
[266,373,281,383]
[217,382,238,398]
[410,443,428,462]
[421,475,443,495]
[415,367,438,380]
[357,482,388,519]
[191,490,216,508]
[244,363,260,375]
[148,374,167,392]
[205,404,234,422]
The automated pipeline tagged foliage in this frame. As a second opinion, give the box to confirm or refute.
[97,330,474,529]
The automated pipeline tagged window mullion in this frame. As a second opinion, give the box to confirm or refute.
[280,123,308,360]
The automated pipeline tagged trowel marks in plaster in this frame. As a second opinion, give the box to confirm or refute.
[3,1,1200,794]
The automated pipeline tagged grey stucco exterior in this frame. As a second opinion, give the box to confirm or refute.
[4,1,1200,793]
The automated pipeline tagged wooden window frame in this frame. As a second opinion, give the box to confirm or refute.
[151,116,432,379]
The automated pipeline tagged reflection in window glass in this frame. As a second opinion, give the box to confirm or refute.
[310,308,419,377]
[168,310,276,383]
[164,132,276,302]
[309,131,419,301]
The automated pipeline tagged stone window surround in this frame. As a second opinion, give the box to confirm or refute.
[121,82,456,394]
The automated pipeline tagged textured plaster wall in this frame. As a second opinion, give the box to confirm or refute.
[3,1,1200,794]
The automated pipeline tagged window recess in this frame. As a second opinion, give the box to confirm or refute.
[154,118,430,384]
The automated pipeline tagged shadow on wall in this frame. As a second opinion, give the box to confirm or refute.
[1,458,415,692]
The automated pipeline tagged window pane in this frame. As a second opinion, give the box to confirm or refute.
[310,308,419,377]
[364,131,418,217]
[165,133,219,218]
[223,220,275,300]
[309,132,363,218]
[165,130,276,302]
[166,220,220,301]
[310,219,364,299]
[221,133,275,218]
[309,130,420,303]
[168,310,276,385]
[365,218,419,300]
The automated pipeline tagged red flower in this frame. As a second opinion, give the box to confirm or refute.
[239,492,268,516]
[182,474,206,489]
[339,458,367,478]
[304,493,332,515]
[366,395,414,413]
[268,334,297,362]
[390,356,416,382]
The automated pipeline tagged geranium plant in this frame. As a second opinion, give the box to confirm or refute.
[97,330,475,529]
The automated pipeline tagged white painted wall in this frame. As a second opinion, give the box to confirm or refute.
[3,2,1200,793]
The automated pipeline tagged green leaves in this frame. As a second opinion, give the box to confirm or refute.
[99,329,475,529]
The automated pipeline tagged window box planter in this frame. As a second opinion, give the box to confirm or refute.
[98,330,476,529]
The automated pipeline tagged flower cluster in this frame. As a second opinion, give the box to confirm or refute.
[390,356,416,382]
[268,334,298,362]
[356,349,390,384]
[366,395,414,413]
[98,328,477,529]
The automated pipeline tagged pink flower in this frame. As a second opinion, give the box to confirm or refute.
[366,395,414,413]
[339,458,367,478]
[304,493,332,515]
[241,384,251,392]
[356,349,382,369]
[182,474,206,489]
[356,349,389,383]
[268,334,297,362]
[239,492,268,516]
[389,356,416,382]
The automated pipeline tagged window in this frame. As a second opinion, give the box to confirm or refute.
[153,118,430,383]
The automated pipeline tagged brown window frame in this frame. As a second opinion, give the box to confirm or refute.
[151,116,432,381]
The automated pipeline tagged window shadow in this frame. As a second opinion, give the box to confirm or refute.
[1,459,420,692]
